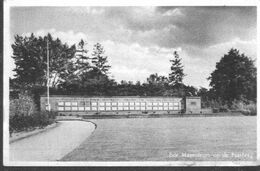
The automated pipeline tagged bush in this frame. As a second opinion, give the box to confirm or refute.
[219,106,229,112]
[9,111,58,133]
[231,100,256,116]
[9,91,36,117]
[212,108,219,113]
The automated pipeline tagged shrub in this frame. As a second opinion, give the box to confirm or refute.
[231,100,257,115]
[10,111,57,134]
[245,103,257,115]
[212,108,219,113]
[9,91,36,117]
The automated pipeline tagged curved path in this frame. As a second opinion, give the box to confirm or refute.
[10,120,96,161]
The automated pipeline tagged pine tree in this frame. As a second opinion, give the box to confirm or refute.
[75,39,91,76]
[91,43,111,75]
[169,51,185,85]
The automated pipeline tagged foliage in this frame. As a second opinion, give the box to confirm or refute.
[11,33,76,88]
[92,43,111,75]
[231,100,256,115]
[9,91,37,117]
[208,48,256,104]
[9,111,58,134]
[169,51,185,85]
[10,33,257,114]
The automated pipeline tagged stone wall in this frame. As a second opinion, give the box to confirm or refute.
[41,96,183,115]
[185,97,201,114]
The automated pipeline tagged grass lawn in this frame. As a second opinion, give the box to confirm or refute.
[61,116,256,161]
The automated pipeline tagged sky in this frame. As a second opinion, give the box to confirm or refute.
[9,6,256,88]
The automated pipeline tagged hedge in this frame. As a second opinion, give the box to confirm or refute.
[9,111,58,135]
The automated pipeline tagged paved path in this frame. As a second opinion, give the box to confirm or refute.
[10,120,95,161]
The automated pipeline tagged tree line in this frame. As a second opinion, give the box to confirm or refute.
[10,33,256,110]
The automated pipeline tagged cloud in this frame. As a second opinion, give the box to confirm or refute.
[162,8,183,16]
[65,7,105,15]
[10,7,257,88]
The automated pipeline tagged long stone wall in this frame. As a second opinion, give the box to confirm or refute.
[40,96,183,115]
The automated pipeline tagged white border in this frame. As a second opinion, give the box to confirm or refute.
[3,0,259,166]
[3,0,11,166]
[3,0,259,6]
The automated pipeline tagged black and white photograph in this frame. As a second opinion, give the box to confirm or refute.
[3,0,259,166]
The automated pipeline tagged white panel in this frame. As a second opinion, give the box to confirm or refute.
[163,103,168,106]
[123,106,129,110]
[71,102,78,106]
[130,102,135,106]
[106,102,111,106]
[118,102,123,106]
[99,102,105,106]
[158,106,163,110]
[118,106,123,110]
[58,107,64,111]
[71,107,78,111]
[141,102,146,106]
[153,102,158,106]
[141,107,146,110]
[135,106,140,110]
[91,107,97,111]
[112,102,117,106]
[112,107,117,110]
[65,102,71,106]
[135,102,140,106]
[147,107,152,110]
[130,107,135,110]
[85,107,91,111]
[169,106,174,110]
[84,102,90,107]
[106,107,111,111]
[147,102,152,106]
[78,107,84,111]
[153,106,158,110]
[174,106,179,110]
[91,102,97,106]
[158,102,163,106]
[65,107,71,111]
[169,103,174,106]
[99,107,105,111]
[174,102,179,106]
[163,107,168,110]
[58,102,64,106]
[123,102,129,106]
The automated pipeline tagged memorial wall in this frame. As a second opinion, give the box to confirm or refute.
[40,96,183,114]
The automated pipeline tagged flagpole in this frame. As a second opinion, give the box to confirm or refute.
[47,36,50,111]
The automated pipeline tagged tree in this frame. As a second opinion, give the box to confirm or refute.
[184,85,198,96]
[208,48,256,104]
[147,73,168,85]
[197,87,211,108]
[91,43,111,75]
[169,51,185,86]
[12,34,45,87]
[11,33,76,88]
[62,39,92,90]
[144,73,169,96]
[74,39,92,77]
